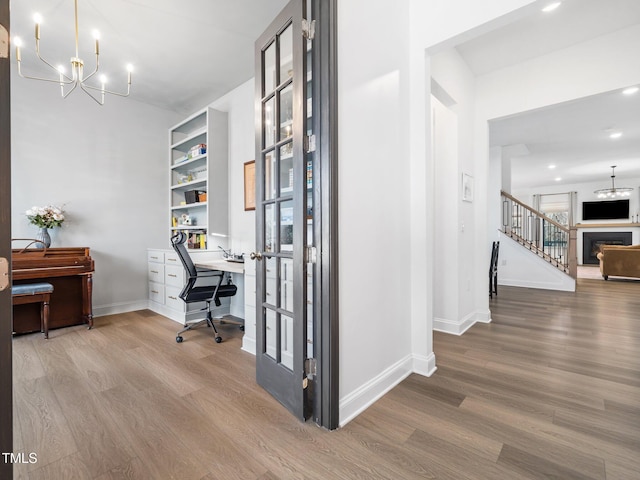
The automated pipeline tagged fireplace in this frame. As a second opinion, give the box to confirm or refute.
[582,232,632,265]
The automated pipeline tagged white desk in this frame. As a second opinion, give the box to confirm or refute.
[194,259,245,274]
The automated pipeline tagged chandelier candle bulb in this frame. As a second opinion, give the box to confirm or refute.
[34,13,41,40]
[58,66,65,96]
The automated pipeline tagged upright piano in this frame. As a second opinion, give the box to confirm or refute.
[12,247,94,335]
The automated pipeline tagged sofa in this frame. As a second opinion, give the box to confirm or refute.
[596,244,640,280]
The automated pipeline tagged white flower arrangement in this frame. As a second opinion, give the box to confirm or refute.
[26,205,65,229]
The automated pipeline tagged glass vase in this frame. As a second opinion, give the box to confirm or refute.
[36,227,51,248]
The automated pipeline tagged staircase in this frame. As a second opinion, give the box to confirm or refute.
[501,191,577,278]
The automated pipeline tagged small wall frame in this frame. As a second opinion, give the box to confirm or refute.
[462,173,474,203]
[244,160,256,211]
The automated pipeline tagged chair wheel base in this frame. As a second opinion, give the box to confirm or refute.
[176,336,183,343]
[215,336,222,343]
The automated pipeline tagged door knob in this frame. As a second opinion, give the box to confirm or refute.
[250,252,263,261]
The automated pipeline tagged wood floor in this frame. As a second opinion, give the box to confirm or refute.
[12,278,640,479]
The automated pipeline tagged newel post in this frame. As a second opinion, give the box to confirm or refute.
[568,227,578,279]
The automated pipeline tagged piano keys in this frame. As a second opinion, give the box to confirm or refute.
[12,247,94,335]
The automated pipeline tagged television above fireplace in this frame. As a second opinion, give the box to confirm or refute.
[582,199,629,220]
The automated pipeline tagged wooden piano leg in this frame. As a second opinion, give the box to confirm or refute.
[41,294,50,339]
[82,273,94,329]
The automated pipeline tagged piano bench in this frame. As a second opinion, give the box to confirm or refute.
[12,282,54,339]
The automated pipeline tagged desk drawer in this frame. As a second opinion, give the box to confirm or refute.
[165,286,184,312]
[148,251,165,264]
[165,265,184,288]
[149,282,165,304]
[148,263,165,283]
[165,252,180,266]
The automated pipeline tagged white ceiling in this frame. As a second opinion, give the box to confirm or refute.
[10,0,288,114]
[456,0,640,190]
[489,88,640,190]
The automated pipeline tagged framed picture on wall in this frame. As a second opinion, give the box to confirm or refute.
[244,160,256,211]
[462,173,474,202]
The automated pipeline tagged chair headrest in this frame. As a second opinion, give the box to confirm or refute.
[171,231,187,246]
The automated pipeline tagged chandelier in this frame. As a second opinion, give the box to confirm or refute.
[594,166,633,199]
[13,0,132,105]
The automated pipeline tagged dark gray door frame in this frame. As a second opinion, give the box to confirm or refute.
[0,0,13,476]
[311,0,339,430]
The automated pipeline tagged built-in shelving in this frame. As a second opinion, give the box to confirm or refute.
[169,107,228,249]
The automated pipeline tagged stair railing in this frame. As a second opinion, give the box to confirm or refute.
[501,190,577,278]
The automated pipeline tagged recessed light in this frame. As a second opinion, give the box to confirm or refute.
[555,177,562,182]
[622,86,639,95]
[542,2,562,13]
[609,132,623,139]
[548,164,556,169]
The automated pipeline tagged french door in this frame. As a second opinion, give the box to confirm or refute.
[1,1,14,475]
[254,0,311,420]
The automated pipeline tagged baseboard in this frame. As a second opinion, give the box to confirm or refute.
[434,312,475,335]
[412,352,437,377]
[147,302,185,324]
[147,301,231,325]
[500,278,575,292]
[241,336,256,356]
[434,309,491,335]
[476,308,492,324]
[93,300,149,318]
[339,354,413,427]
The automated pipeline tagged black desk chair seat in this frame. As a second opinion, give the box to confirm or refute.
[171,232,237,343]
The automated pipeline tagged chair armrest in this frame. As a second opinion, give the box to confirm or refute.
[195,268,224,276]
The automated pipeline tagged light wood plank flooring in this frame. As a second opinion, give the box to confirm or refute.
[12,278,640,479]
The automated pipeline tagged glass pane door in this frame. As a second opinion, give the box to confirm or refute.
[254,0,310,420]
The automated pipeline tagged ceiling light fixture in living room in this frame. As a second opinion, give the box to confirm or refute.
[594,166,633,198]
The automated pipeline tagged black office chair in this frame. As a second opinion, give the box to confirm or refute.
[171,232,237,343]
[489,241,499,298]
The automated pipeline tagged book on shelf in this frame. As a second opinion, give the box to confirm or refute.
[180,229,207,250]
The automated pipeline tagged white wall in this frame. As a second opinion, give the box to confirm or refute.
[337,0,539,426]
[11,72,181,316]
[404,0,539,376]
[498,232,576,291]
[431,47,483,334]
[476,24,640,123]
[432,97,460,328]
[209,79,256,257]
[337,0,413,425]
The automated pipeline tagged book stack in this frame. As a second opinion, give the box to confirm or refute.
[182,230,207,249]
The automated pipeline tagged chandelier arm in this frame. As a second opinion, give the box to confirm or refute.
[82,54,100,83]
[84,83,131,98]
[79,83,105,105]
[34,46,73,82]
[62,81,79,99]
[17,62,75,85]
